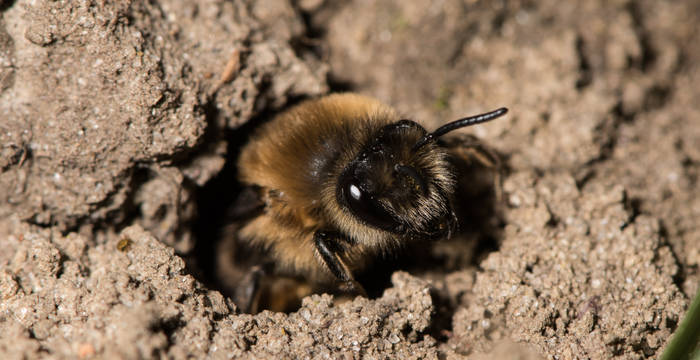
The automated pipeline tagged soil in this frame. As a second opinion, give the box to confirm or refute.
[0,0,698,359]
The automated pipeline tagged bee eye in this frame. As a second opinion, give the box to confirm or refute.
[342,180,398,232]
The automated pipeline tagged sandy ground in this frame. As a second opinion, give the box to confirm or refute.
[0,0,698,359]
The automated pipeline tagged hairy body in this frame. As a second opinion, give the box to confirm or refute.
[232,93,506,311]
[238,94,399,282]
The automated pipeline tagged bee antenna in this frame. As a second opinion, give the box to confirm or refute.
[412,107,508,151]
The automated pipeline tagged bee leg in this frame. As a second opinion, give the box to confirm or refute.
[337,279,367,297]
[443,134,503,201]
[229,186,265,219]
[314,230,367,297]
[233,265,264,313]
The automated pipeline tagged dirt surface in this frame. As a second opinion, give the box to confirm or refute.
[0,0,327,252]
[0,0,698,359]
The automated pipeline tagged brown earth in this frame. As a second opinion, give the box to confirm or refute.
[0,0,698,359]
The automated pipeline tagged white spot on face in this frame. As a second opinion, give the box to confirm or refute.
[349,184,361,200]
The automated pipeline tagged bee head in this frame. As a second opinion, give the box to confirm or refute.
[336,108,508,242]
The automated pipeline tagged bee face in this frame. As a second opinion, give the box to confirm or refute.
[336,119,457,241]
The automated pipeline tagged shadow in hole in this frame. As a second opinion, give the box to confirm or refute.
[0,0,17,12]
[190,96,313,311]
[191,99,505,315]
[189,102,265,299]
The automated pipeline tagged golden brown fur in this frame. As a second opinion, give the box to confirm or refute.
[235,93,504,294]
[237,94,398,282]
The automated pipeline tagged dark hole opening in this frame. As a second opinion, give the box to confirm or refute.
[189,97,504,316]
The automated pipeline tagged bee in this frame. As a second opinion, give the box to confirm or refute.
[230,93,507,312]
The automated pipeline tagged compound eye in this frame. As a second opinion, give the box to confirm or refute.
[343,181,398,232]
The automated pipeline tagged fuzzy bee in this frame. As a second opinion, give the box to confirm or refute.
[230,93,506,311]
